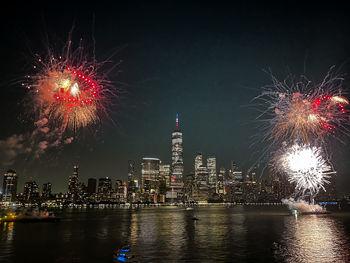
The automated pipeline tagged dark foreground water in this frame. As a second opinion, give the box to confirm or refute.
[1,206,350,262]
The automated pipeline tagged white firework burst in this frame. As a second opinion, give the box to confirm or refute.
[274,144,335,195]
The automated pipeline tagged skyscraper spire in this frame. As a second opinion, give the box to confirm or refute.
[176,113,179,128]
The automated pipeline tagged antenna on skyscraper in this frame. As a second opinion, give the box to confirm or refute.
[176,113,179,128]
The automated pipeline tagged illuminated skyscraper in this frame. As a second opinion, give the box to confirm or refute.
[98,177,112,200]
[115,180,127,202]
[127,160,135,183]
[232,170,244,201]
[126,160,137,202]
[194,152,202,178]
[160,164,171,187]
[231,160,237,172]
[196,165,209,201]
[24,180,39,203]
[68,165,79,201]
[98,177,112,193]
[171,113,184,186]
[115,179,123,191]
[141,158,160,192]
[217,167,226,194]
[207,156,217,187]
[2,169,17,202]
[42,182,52,198]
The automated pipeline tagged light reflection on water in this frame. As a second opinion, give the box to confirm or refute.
[0,222,14,263]
[0,207,349,262]
[277,215,350,263]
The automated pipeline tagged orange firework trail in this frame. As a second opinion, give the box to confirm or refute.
[254,68,349,146]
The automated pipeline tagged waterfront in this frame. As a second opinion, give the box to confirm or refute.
[0,206,350,262]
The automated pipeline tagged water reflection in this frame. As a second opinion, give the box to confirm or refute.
[229,211,247,260]
[128,207,187,260]
[165,209,186,260]
[279,215,350,263]
[0,222,14,263]
[129,211,139,247]
[127,207,249,261]
[0,208,349,262]
[1,222,14,241]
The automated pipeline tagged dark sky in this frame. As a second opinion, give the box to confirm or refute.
[1,1,350,194]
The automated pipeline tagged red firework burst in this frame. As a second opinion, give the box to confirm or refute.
[27,37,115,132]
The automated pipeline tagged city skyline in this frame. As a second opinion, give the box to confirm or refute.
[1,114,250,195]
[1,3,350,263]
[0,113,339,203]
[0,2,350,194]
[1,108,350,196]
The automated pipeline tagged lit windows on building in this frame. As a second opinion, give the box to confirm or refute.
[2,169,17,202]
[207,156,217,187]
[141,158,160,193]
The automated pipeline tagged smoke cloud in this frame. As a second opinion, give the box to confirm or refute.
[0,119,75,165]
[282,198,325,213]
[0,134,25,165]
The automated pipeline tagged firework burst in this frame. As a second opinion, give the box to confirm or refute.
[26,37,115,132]
[272,144,335,196]
[254,68,349,146]
[252,68,350,200]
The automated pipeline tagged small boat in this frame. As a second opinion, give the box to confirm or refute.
[186,207,194,211]
[113,254,136,262]
[113,247,137,262]
[117,247,131,253]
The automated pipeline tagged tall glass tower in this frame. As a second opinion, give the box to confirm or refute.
[127,160,135,183]
[68,165,79,200]
[2,169,17,202]
[171,114,184,186]
[207,156,217,186]
[194,152,203,178]
[141,158,160,192]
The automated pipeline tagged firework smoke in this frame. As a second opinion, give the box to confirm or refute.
[0,134,26,166]
[282,198,325,213]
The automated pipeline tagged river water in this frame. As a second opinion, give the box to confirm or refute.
[0,206,350,262]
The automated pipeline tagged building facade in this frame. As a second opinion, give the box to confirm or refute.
[68,165,79,201]
[160,164,171,187]
[98,177,112,201]
[24,180,39,203]
[127,160,135,184]
[42,182,52,199]
[171,114,184,186]
[141,158,160,193]
[2,169,18,202]
[194,152,203,178]
[207,156,217,188]
[87,178,97,195]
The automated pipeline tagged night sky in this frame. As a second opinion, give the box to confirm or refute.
[1,1,350,194]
